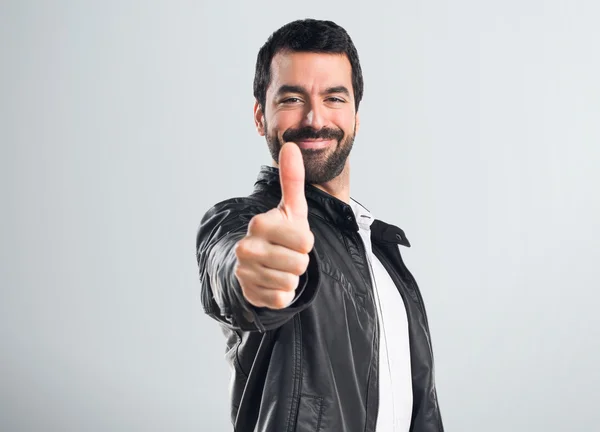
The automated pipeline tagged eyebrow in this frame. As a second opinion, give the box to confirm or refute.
[324,86,351,97]
[275,85,351,98]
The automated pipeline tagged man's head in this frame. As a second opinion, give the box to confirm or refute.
[253,19,363,184]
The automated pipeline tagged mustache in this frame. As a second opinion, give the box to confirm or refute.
[282,126,344,143]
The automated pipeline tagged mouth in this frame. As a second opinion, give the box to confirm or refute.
[295,139,334,150]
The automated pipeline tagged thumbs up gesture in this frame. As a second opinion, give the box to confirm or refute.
[234,143,315,309]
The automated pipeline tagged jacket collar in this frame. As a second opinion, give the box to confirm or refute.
[253,166,411,247]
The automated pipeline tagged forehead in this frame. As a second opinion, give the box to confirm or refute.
[268,51,353,93]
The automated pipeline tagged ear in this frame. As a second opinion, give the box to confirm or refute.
[254,100,265,136]
[355,111,361,135]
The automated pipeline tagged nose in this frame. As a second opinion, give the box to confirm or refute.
[301,100,326,130]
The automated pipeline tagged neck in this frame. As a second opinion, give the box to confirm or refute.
[270,159,351,204]
[311,163,350,204]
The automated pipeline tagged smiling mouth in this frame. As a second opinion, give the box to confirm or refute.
[295,139,333,150]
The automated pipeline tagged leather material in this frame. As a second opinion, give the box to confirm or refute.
[196,166,443,432]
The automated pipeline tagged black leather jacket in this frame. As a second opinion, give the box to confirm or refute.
[196,166,444,432]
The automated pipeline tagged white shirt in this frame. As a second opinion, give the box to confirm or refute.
[350,199,413,432]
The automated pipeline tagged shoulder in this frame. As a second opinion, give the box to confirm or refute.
[195,194,278,249]
[205,196,267,216]
[201,193,276,223]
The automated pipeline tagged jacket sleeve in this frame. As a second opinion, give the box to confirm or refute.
[196,197,321,333]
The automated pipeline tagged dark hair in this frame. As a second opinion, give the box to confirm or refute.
[253,19,364,113]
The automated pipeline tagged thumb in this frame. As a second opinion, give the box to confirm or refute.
[278,142,308,221]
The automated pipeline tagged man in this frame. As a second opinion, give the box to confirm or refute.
[196,18,443,432]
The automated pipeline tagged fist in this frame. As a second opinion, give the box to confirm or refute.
[234,142,314,309]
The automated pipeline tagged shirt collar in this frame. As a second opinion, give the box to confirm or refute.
[252,165,411,247]
[350,198,374,231]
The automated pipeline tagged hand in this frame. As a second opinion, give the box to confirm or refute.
[234,142,314,309]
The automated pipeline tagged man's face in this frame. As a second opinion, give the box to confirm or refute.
[255,51,360,184]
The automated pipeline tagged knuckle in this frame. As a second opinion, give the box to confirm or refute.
[248,213,267,233]
[241,285,260,306]
[236,238,263,262]
[300,231,314,253]
[289,256,306,276]
[284,274,300,291]
[239,282,250,299]
[296,254,310,275]
[234,263,248,282]
[234,239,250,259]
[271,291,292,309]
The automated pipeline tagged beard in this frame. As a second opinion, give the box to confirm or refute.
[266,123,356,184]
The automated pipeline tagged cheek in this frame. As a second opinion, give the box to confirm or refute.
[333,111,356,133]
[269,111,302,133]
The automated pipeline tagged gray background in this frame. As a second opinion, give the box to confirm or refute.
[1,0,599,431]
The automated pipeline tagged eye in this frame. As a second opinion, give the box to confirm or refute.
[326,97,346,103]
[281,97,302,104]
